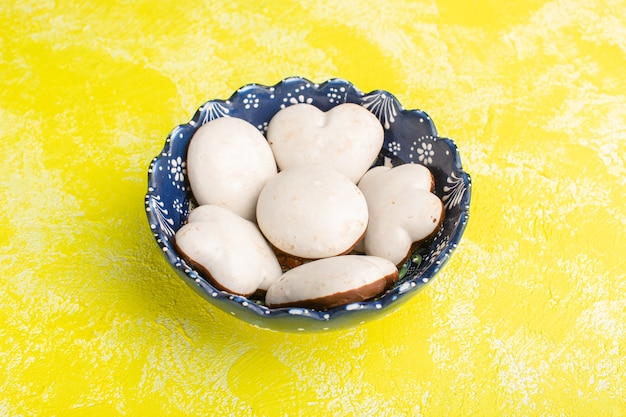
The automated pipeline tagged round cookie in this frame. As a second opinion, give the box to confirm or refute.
[256,164,369,259]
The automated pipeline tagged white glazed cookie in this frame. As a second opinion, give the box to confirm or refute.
[266,103,384,183]
[174,205,282,296]
[256,164,369,259]
[187,117,277,221]
[265,255,399,309]
[357,163,444,265]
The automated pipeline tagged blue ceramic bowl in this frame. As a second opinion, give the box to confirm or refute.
[145,77,471,332]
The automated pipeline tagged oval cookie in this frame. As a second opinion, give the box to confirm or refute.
[265,255,399,309]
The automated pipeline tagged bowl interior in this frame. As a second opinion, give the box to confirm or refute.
[145,77,471,331]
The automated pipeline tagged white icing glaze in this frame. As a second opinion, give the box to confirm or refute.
[358,163,434,194]
[175,205,282,296]
[357,163,444,265]
[265,255,398,308]
[187,117,277,221]
[256,165,369,259]
[266,103,384,183]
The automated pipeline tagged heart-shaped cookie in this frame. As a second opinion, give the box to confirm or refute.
[266,103,384,183]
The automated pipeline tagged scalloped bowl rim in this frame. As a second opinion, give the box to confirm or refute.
[145,76,471,331]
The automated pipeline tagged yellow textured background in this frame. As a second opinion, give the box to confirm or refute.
[1,0,625,415]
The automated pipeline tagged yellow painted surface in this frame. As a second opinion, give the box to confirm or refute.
[1,0,625,415]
